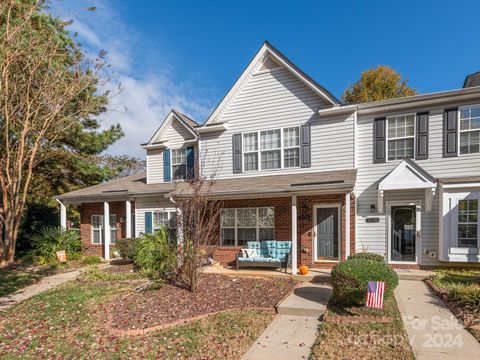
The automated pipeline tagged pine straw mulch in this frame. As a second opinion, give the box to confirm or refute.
[107,274,295,333]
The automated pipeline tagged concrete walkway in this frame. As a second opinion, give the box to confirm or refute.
[242,283,331,360]
[395,280,480,360]
[0,269,81,311]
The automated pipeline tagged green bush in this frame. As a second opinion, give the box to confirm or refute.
[331,258,399,306]
[81,255,102,266]
[133,227,177,278]
[30,226,82,264]
[348,252,385,262]
[115,237,137,259]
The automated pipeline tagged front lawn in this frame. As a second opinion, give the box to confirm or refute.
[310,296,414,360]
[428,269,480,341]
[0,270,279,359]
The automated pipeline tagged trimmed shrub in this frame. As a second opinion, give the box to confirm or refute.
[30,226,82,264]
[347,252,385,262]
[81,255,102,266]
[331,258,399,306]
[133,227,177,278]
[115,237,137,259]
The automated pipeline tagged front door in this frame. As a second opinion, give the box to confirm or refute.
[390,206,416,262]
[315,206,339,261]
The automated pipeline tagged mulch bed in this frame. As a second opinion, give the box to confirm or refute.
[107,274,295,334]
[103,263,135,274]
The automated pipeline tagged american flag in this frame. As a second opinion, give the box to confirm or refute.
[366,281,385,308]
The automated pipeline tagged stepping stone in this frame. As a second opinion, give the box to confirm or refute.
[276,283,331,317]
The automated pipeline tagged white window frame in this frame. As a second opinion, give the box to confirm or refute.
[386,113,416,161]
[220,207,275,246]
[458,104,480,156]
[171,148,187,181]
[91,214,117,244]
[153,210,177,232]
[457,199,479,248]
[242,126,300,172]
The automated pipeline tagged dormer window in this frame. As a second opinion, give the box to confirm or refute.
[172,148,187,180]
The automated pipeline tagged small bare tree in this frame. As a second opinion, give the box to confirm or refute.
[172,163,222,292]
[0,1,112,265]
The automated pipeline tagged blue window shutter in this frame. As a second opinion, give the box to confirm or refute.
[163,149,171,181]
[232,133,242,173]
[300,125,311,168]
[186,146,195,179]
[145,212,153,234]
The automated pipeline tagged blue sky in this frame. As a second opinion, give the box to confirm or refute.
[51,0,480,157]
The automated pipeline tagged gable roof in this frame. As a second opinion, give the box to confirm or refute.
[143,109,198,147]
[378,158,436,191]
[202,41,340,126]
[464,71,480,88]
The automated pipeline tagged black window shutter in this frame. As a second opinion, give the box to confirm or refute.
[374,118,386,163]
[443,108,458,158]
[416,112,429,160]
[300,124,311,168]
[232,133,242,173]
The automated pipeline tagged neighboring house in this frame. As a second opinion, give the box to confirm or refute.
[56,42,480,272]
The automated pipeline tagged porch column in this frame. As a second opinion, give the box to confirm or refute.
[58,200,67,230]
[103,201,110,260]
[345,192,351,260]
[125,200,132,238]
[291,195,298,275]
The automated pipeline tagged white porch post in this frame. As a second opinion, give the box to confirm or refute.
[58,200,67,230]
[125,200,132,238]
[291,195,298,275]
[103,201,110,260]
[345,192,351,260]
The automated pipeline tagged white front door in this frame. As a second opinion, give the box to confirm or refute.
[387,202,421,264]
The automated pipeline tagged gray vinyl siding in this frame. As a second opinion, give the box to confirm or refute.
[356,100,480,265]
[201,67,354,179]
[134,197,176,236]
[147,118,198,184]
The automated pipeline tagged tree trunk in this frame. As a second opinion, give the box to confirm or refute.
[0,212,20,266]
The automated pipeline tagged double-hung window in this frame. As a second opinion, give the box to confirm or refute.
[153,211,177,238]
[387,114,415,160]
[458,199,478,248]
[91,214,117,244]
[220,207,274,246]
[172,148,187,180]
[242,126,300,171]
[459,105,480,155]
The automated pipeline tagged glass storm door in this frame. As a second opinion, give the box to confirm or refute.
[316,207,339,261]
[391,206,416,262]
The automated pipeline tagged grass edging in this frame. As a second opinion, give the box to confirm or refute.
[104,306,275,337]
[323,309,393,324]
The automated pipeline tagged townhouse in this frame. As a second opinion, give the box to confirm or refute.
[56,42,480,272]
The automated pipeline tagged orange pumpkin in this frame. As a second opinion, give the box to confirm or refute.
[298,265,309,275]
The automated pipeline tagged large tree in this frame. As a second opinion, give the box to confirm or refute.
[0,0,123,265]
[342,65,417,103]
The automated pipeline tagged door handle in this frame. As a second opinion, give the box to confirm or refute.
[416,230,420,237]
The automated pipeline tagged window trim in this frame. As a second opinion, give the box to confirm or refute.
[170,147,187,181]
[220,207,275,247]
[458,104,480,156]
[241,126,300,172]
[386,113,416,161]
[457,199,479,249]
[152,210,177,232]
[91,214,117,245]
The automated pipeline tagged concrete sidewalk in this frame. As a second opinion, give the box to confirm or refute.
[242,283,331,360]
[0,269,81,311]
[395,280,480,360]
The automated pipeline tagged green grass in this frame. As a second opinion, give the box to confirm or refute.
[0,280,274,359]
[430,269,480,341]
[78,265,146,282]
[310,297,414,360]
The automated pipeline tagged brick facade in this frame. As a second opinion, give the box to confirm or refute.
[79,201,135,257]
[211,194,356,268]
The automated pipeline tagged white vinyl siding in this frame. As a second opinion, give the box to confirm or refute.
[200,67,354,179]
[220,207,274,247]
[356,102,480,266]
[459,105,480,155]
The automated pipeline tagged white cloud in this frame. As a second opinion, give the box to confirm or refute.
[49,0,215,158]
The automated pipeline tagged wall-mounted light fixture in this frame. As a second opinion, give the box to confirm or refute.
[370,205,376,213]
